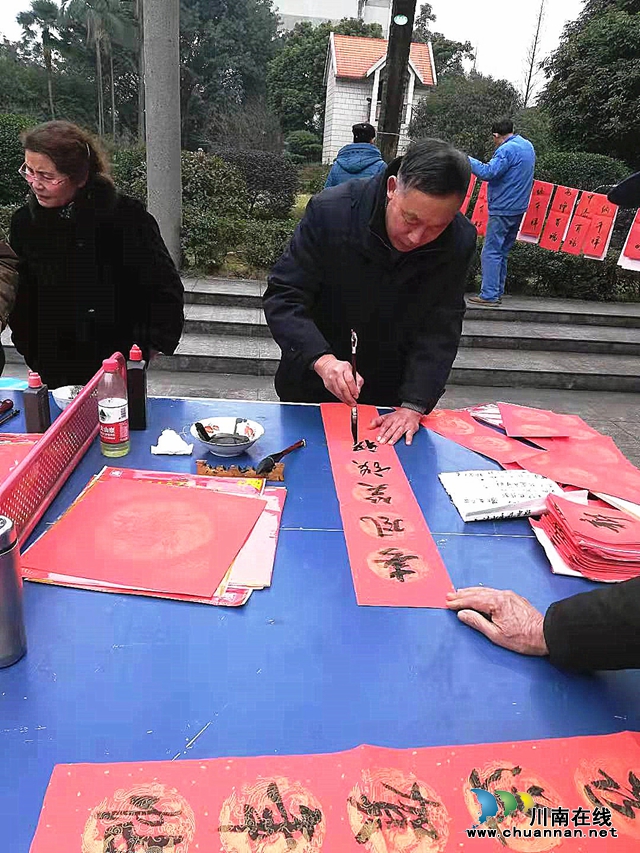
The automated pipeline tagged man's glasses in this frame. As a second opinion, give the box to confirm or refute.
[18,163,68,187]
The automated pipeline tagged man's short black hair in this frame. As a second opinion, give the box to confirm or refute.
[491,118,514,136]
[397,138,471,197]
[353,122,376,143]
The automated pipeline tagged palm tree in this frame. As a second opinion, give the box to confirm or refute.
[17,0,62,120]
[61,0,137,138]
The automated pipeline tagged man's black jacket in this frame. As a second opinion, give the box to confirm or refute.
[263,164,477,409]
[544,576,640,671]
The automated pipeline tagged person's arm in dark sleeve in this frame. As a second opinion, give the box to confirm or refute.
[544,576,640,671]
[263,195,332,368]
[399,233,477,412]
[131,208,184,355]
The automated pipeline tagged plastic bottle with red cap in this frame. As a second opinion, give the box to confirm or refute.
[126,343,147,431]
[98,358,130,457]
[23,371,51,433]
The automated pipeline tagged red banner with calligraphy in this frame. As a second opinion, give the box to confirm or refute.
[321,404,453,608]
[461,173,477,215]
[622,210,640,262]
[470,181,488,236]
[29,731,640,851]
[518,180,554,241]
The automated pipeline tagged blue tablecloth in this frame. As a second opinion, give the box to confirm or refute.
[1,395,639,847]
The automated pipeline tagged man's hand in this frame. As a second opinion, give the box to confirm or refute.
[446,587,548,657]
[369,408,422,446]
[314,354,363,406]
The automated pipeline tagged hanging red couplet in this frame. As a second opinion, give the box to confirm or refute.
[461,173,477,215]
[321,404,454,608]
[550,185,579,216]
[518,180,554,240]
[561,215,591,255]
[470,181,488,236]
[539,211,571,251]
[583,214,616,260]
[622,210,640,261]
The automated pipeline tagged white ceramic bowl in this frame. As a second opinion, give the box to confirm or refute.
[189,416,264,458]
[52,384,84,411]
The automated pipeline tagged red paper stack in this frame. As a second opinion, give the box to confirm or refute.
[21,467,286,607]
[537,494,640,582]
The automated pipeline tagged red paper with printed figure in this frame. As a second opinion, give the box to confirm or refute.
[497,403,597,440]
[421,409,542,465]
[28,731,640,851]
[322,404,453,608]
[21,474,266,598]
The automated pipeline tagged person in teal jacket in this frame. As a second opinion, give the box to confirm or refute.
[324,123,386,188]
[467,119,535,305]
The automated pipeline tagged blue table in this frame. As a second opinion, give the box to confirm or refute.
[2,395,639,848]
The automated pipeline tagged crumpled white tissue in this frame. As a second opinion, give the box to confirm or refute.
[151,429,193,455]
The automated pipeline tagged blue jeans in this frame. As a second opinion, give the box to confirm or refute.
[480,214,523,301]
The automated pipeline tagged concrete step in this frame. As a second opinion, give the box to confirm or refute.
[183,304,270,337]
[154,333,280,376]
[460,319,640,356]
[183,277,264,309]
[465,296,640,328]
[450,348,640,392]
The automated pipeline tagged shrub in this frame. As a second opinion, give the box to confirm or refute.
[285,130,323,162]
[0,205,19,242]
[111,148,249,219]
[298,163,331,194]
[467,238,640,303]
[0,114,34,205]
[181,208,242,272]
[237,219,297,270]
[211,149,298,219]
[535,151,629,191]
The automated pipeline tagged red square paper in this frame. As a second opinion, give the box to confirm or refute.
[622,210,640,261]
[22,477,266,598]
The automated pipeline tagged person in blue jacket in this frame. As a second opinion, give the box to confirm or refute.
[324,122,386,188]
[467,119,535,305]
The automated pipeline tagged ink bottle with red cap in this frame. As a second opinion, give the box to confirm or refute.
[126,343,147,431]
[23,371,51,433]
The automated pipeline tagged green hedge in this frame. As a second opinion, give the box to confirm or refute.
[211,149,298,219]
[0,113,34,205]
[535,151,629,191]
[237,219,297,270]
[468,238,640,303]
[0,205,18,242]
[298,163,331,194]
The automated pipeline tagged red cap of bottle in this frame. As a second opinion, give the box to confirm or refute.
[28,371,43,388]
[129,344,143,361]
[102,358,119,372]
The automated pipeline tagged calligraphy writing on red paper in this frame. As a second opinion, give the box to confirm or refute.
[359,514,407,539]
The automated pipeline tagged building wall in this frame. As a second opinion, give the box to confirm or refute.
[322,78,373,163]
[275,0,391,35]
[323,80,432,163]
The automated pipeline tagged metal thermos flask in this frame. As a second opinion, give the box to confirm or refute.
[0,516,26,668]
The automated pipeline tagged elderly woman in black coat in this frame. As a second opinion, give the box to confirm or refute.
[9,121,184,388]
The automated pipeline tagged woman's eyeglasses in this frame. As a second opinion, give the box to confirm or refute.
[18,163,68,187]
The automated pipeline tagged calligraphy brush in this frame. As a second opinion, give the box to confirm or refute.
[350,329,358,446]
[0,407,18,428]
[255,439,306,476]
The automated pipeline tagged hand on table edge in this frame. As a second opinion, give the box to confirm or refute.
[369,407,422,446]
[446,586,549,657]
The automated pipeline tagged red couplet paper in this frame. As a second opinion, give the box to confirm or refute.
[518,435,640,505]
[622,210,640,261]
[550,185,579,215]
[519,180,554,239]
[29,731,640,851]
[461,173,477,214]
[497,403,597,440]
[470,181,488,236]
[21,475,266,598]
[539,211,571,251]
[0,440,37,482]
[583,214,616,260]
[421,409,541,465]
[561,214,591,255]
[574,191,598,218]
[321,403,453,608]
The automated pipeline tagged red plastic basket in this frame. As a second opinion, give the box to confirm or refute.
[0,352,126,543]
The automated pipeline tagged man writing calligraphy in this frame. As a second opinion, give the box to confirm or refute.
[263,139,477,446]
